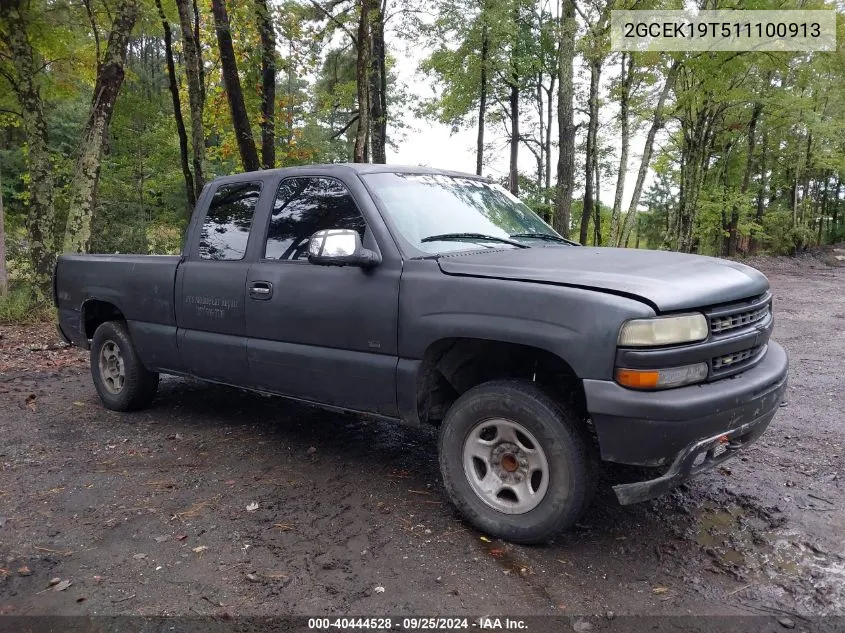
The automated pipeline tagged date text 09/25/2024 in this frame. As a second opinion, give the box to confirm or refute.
[307,617,528,631]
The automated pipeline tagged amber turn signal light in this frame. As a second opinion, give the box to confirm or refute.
[615,362,709,390]
[615,368,661,389]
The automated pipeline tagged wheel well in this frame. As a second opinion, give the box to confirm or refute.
[82,300,125,339]
[416,338,587,426]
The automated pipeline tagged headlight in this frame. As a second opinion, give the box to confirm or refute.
[616,363,709,390]
[618,313,708,347]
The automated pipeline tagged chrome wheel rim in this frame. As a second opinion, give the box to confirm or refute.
[98,340,125,394]
[462,418,550,515]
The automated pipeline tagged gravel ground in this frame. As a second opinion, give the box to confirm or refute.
[0,252,842,623]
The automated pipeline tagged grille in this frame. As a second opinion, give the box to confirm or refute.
[712,346,762,371]
[710,303,770,334]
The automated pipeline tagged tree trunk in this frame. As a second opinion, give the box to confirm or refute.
[749,125,769,253]
[256,0,276,169]
[610,53,632,246]
[553,0,576,238]
[508,81,519,194]
[0,160,6,294]
[0,0,56,288]
[155,0,195,214]
[618,60,679,247]
[175,0,205,198]
[368,0,386,164]
[193,0,204,93]
[675,104,718,253]
[579,59,600,245]
[476,13,488,176]
[354,0,373,163]
[799,132,813,226]
[535,74,544,192]
[727,102,762,256]
[594,138,601,246]
[211,0,260,172]
[63,0,139,254]
[818,173,829,245]
[544,77,554,197]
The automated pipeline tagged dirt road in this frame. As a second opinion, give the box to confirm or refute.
[0,254,843,623]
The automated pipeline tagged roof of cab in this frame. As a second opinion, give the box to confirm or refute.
[209,163,489,184]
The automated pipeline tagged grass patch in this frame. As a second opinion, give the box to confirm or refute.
[0,285,54,325]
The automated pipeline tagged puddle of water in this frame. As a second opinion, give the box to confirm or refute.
[696,502,810,576]
[694,500,845,612]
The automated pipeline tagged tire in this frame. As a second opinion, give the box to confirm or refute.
[90,320,159,412]
[438,379,595,544]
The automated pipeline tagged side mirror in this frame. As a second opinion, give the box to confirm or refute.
[307,229,381,268]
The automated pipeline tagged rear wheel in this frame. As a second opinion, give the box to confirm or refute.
[90,321,159,411]
[438,380,595,544]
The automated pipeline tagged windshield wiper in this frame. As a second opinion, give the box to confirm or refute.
[421,233,529,248]
[509,233,581,246]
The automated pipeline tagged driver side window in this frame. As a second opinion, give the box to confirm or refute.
[264,177,367,261]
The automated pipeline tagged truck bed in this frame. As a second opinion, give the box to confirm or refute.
[55,254,180,348]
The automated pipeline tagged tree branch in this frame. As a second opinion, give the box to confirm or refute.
[331,115,359,139]
[308,0,357,45]
[82,0,102,69]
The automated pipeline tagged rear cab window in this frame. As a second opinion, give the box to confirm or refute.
[198,181,263,260]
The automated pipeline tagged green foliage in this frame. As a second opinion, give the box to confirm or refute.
[1,0,844,285]
[762,211,816,256]
[0,284,53,324]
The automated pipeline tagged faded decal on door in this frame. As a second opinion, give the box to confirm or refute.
[184,295,240,320]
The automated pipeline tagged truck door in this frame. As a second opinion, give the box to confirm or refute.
[176,179,265,386]
[245,175,400,416]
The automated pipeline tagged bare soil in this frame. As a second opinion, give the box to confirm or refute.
[0,253,843,621]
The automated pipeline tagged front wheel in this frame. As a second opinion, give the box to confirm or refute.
[90,321,159,412]
[438,380,595,544]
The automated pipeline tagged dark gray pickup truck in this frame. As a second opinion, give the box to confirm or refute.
[54,164,789,543]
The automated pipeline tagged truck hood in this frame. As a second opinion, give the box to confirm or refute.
[435,247,769,312]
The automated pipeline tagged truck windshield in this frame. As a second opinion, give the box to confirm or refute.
[362,172,566,254]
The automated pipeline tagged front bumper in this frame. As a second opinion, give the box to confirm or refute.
[583,341,789,505]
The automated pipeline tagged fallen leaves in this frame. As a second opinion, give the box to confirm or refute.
[37,578,72,594]
[33,545,72,556]
[173,495,221,520]
[145,480,177,491]
[0,323,86,374]
[111,594,136,603]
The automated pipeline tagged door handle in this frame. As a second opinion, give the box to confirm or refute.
[249,281,273,300]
